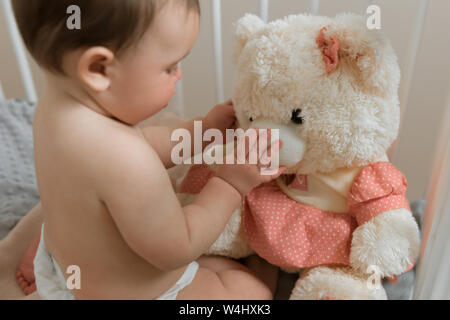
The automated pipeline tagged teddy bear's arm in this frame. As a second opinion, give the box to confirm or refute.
[347,162,420,278]
[349,208,420,278]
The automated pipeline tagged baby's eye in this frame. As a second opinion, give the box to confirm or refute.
[291,109,304,125]
[166,64,179,75]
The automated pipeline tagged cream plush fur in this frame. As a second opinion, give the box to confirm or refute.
[176,13,420,300]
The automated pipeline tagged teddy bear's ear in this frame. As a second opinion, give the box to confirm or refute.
[316,19,399,95]
[316,26,340,74]
[234,14,265,61]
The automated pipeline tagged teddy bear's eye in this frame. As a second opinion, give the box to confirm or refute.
[291,109,304,125]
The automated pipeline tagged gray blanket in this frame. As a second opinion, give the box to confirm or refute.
[0,98,39,240]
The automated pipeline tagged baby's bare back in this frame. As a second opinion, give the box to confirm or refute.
[33,102,187,299]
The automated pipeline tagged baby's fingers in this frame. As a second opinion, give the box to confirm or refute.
[258,138,282,168]
[258,138,284,177]
[263,166,287,180]
[245,128,259,159]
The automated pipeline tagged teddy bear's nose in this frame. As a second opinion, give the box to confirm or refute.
[249,119,306,167]
[291,109,303,125]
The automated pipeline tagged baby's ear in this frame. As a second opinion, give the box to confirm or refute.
[233,14,265,62]
[316,14,400,95]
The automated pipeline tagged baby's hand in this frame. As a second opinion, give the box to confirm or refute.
[204,99,237,136]
[215,129,286,196]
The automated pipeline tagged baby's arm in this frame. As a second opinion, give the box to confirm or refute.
[140,100,235,169]
[1,202,42,260]
[97,131,283,271]
[139,116,206,169]
[97,140,242,270]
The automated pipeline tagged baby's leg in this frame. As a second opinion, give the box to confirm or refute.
[0,202,43,299]
[176,255,275,300]
[241,255,279,295]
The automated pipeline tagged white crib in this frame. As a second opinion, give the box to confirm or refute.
[1,0,449,299]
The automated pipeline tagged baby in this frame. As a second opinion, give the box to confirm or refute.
[9,0,284,299]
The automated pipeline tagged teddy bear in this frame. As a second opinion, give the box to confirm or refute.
[175,12,420,300]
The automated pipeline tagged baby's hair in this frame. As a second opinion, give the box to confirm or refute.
[12,0,200,75]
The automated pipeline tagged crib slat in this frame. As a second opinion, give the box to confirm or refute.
[212,0,224,104]
[0,82,4,100]
[363,0,374,16]
[391,0,429,162]
[310,0,320,15]
[259,0,269,23]
[1,0,38,103]
[414,96,450,299]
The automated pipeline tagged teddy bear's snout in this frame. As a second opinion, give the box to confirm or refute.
[249,119,306,168]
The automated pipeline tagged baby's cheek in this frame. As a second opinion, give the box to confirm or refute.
[153,85,176,110]
[166,84,176,101]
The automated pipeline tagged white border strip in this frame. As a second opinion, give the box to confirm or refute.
[212,0,224,104]
[259,0,269,23]
[1,0,38,103]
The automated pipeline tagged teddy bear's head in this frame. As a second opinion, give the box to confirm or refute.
[232,13,401,174]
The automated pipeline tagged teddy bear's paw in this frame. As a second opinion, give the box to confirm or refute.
[350,208,420,278]
[289,266,387,300]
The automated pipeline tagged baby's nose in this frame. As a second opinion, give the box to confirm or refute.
[175,68,183,81]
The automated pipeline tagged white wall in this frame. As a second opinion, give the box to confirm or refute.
[1,0,449,201]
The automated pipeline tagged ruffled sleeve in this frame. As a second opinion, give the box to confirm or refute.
[348,162,410,225]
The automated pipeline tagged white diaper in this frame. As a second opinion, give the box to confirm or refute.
[33,225,76,300]
[34,224,199,300]
[155,261,199,300]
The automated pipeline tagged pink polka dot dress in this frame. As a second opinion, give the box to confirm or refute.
[178,162,410,269]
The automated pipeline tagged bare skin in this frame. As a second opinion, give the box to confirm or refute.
[0,204,278,300]
[33,89,279,299]
[8,1,283,300]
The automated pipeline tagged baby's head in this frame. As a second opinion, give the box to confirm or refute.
[13,0,200,125]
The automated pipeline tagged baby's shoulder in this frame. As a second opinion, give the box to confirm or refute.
[77,123,169,200]
[88,126,173,209]
[63,115,165,186]
[86,122,163,172]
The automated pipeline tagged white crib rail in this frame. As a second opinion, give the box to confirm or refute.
[211,0,224,104]
[414,94,450,299]
[1,0,37,103]
[0,81,5,100]
[259,0,269,23]
[391,0,429,163]
[310,0,320,15]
